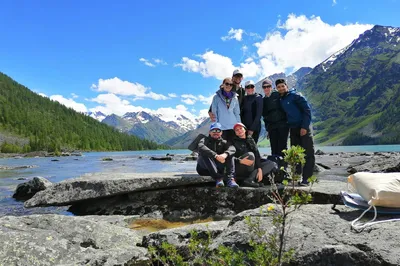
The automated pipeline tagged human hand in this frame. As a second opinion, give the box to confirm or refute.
[240,156,254,166]
[257,168,263,182]
[208,112,216,122]
[300,128,307,136]
[248,130,254,136]
[215,154,225,163]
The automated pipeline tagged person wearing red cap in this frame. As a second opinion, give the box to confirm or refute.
[230,123,279,187]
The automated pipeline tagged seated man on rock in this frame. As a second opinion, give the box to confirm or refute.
[196,122,239,188]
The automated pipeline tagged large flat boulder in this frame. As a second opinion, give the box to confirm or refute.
[0,214,148,266]
[25,172,212,207]
[68,180,347,219]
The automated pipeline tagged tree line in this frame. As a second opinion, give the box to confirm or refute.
[0,72,168,153]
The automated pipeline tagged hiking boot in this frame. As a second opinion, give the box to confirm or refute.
[242,180,259,188]
[227,178,239,188]
[298,181,309,187]
[216,179,225,188]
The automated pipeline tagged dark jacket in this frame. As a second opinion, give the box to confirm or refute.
[234,85,246,109]
[280,89,312,129]
[263,90,287,130]
[232,135,261,169]
[197,135,236,158]
[241,93,263,132]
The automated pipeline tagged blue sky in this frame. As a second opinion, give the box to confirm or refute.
[1,0,399,121]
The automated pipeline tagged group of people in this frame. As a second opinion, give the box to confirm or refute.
[192,69,315,188]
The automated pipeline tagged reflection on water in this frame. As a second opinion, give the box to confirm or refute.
[129,217,215,233]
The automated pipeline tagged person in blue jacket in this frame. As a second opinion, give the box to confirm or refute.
[276,79,315,186]
[211,77,241,142]
[241,80,263,143]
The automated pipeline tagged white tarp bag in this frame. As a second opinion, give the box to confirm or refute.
[347,172,400,230]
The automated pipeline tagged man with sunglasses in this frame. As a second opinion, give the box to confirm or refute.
[196,122,239,188]
[262,79,289,157]
[209,69,245,122]
[241,80,263,143]
[276,78,315,186]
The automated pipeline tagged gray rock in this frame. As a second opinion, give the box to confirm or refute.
[141,221,229,257]
[211,204,400,265]
[150,156,172,161]
[0,214,148,266]
[0,165,37,170]
[68,180,346,217]
[25,173,212,208]
[315,149,325,155]
[13,176,52,201]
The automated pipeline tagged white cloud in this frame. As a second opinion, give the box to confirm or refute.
[139,58,155,67]
[241,45,248,52]
[182,98,196,105]
[197,94,214,105]
[153,58,167,65]
[139,57,167,67]
[91,77,169,100]
[221,28,244,41]
[332,0,337,6]
[239,61,260,78]
[50,95,88,113]
[255,14,373,76]
[168,93,178,98]
[71,93,78,99]
[38,92,47,98]
[176,51,235,80]
[89,93,149,116]
[199,109,210,118]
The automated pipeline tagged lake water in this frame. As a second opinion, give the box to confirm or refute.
[1,144,400,217]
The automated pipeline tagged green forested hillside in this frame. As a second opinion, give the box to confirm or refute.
[297,25,400,145]
[0,72,166,152]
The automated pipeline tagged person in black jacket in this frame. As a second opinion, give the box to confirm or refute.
[196,122,239,188]
[231,123,279,187]
[262,79,289,157]
[241,80,263,143]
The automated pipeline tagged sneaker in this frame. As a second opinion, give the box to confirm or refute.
[227,178,239,188]
[298,182,309,187]
[242,180,259,188]
[216,179,225,188]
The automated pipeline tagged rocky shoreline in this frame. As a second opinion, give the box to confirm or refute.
[1,151,400,265]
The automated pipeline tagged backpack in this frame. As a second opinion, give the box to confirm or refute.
[187,134,207,152]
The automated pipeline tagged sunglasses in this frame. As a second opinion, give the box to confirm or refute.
[224,83,233,86]
[245,85,255,89]
[262,85,272,89]
[210,129,222,133]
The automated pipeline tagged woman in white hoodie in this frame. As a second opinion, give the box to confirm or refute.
[211,77,241,142]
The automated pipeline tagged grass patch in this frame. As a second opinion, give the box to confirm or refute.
[320,112,383,145]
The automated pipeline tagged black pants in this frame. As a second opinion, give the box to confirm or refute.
[196,155,233,181]
[290,127,315,183]
[250,128,261,144]
[222,129,235,143]
[232,152,255,181]
[268,126,289,157]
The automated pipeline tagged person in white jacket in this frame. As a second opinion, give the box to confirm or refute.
[211,77,241,142]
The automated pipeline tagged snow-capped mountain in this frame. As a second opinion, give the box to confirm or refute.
[86,111,106,121]
[100,111,207,144]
